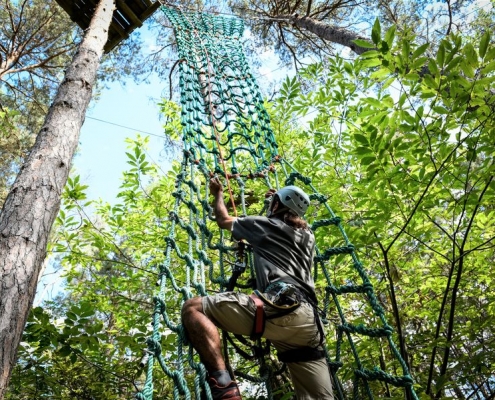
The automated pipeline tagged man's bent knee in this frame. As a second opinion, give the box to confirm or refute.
[182,297,204,320]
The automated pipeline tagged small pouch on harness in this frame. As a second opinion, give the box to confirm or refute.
[263,282,301,307]
[254,290,301,316]
[249,293,266,340]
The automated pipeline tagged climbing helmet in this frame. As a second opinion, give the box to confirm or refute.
[270,185,310,217]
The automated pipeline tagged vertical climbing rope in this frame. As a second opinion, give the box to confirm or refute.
[135,6,418,400]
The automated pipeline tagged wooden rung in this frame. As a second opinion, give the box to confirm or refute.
[117,0,143,27]
[110,16,128,38]
[140,1,160,20]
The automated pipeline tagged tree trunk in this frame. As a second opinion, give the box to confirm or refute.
[0,0,115,397]
[288,14,372,55]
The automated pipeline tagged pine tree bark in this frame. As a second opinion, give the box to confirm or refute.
[0,0,115,397]
[287,14,372,55]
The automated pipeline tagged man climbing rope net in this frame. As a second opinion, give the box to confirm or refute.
[182,177,335,400]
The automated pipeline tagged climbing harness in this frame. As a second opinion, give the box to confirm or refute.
[135,6,419,400]
[256,280,327,364]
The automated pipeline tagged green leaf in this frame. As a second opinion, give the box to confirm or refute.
[416,105,424,119]
[354,134,369,145]
[381,76,396,89]
[479,31,490,59]
[365,98,383,108]
[343,61,353,74]
[437,43,445,66]
[464,43,479,68]
[355,146,372,155]
[411,56,428,70]
[485,47,495,61]
[402,40,411,61]
[58,345,72,357]
[371,19,381,45]
[371,68,390,80]
[360,50,381,59]
[360,58,382,68]
[444,56,461,73]
[353,39,375,49]
[404,72,420,81]
[412,43,430,59]
[482,60,495,75]
[460,59,475,78]
[423,74,438,89]
[382,96,394,108]
[432,106,449,114]
[360,156,376,165]
[428,59,440,77]
[384,25,396,47]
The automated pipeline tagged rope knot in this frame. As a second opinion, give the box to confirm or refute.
[146,338,162,356]
[153,297,166,314]
[362,282,374,292]
[383,324,394,335]
[310,193,328,202]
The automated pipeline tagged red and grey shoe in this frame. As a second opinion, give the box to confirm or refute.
[207,377,242,400]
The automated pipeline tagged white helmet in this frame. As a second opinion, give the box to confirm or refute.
[269,185,310,217]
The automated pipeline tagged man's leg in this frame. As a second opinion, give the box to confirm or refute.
[181,297,226,373]
[182,297,242,400]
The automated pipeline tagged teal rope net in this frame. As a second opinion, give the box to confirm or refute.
[135,6,418,400]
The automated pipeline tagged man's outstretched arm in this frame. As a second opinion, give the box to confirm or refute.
[209,177,236,230]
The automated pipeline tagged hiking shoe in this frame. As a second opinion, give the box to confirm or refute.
[208,377,242,400]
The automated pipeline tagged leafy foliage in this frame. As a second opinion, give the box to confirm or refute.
[7,19,495,400]
[0,107,28,203]
[275,23,495,399]
[0,0,150,208]
[6,136,177,399]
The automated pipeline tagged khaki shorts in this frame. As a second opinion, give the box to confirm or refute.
[202,292,334,400]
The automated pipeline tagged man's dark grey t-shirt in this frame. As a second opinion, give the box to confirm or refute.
[232,216,317,302]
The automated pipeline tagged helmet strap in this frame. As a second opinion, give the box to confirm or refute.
[266,195,278,218]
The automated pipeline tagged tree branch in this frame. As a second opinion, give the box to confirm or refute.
[376,237,412,380]
[305,0,313,16]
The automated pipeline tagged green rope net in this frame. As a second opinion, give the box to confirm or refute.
[135,6,418,400]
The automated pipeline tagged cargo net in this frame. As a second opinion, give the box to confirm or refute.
[135,6,418,400]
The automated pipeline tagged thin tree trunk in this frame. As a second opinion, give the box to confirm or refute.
[0,0,115,397]
[434,176,494,400]
[287,14,372,55]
